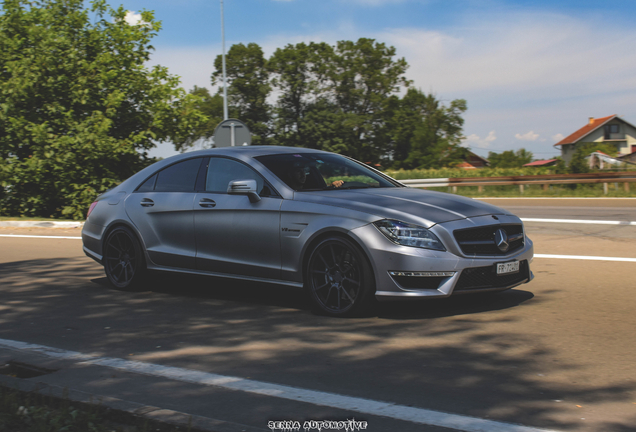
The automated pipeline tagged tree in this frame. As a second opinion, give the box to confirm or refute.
[212,43,271,144]
[173,86,223,151]
[0,0,204,219]
[567,150,590,174]
[572,142,619,158]
[268,42,334,148]
[326,38,410,162]
[390,89,468,169]
[567,142,619,173]
[267,38,412,162]
[488,149,534,168]
[187,38,466,168]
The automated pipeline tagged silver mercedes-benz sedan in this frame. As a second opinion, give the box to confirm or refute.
[82,146,533,316]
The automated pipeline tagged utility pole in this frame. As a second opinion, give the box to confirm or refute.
[220,0,228,120]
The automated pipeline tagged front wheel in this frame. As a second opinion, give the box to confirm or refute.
[305,236,375,317]
[103,226,146,290]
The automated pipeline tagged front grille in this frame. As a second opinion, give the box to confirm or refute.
[454,260,529,292]
[454,224,524,256]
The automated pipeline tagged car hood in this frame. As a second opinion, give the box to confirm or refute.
[294,187,510,227]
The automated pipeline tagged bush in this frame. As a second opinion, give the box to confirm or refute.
[384,167,557,180]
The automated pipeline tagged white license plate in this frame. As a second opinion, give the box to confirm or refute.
[497,261,519,275]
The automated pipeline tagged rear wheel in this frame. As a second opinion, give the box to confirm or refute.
[306,236,375,317]
[103,226,146,290]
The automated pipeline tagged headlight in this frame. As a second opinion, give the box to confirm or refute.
[373,219,445,251]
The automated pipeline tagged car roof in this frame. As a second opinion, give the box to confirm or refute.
[112,146,333,196]
[177,146,330,159]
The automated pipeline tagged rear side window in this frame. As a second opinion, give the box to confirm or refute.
[137,174,157,192]
[152,158,203,192]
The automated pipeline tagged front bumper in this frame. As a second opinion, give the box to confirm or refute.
[350,215,534,300]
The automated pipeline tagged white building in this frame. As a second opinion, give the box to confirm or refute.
[554,115,636,163]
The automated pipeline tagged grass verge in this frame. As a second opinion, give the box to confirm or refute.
[0,382,190,432]
[423,183,636,198]
[0,216,79,222]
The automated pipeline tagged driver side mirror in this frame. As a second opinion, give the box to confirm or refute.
[227,179,261,203]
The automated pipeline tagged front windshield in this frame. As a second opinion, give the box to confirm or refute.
[256,152,400,191]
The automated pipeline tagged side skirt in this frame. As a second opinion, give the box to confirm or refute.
[146,265,304,289]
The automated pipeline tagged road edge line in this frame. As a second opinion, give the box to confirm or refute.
[0,337,562,432]
[534,254,636,262]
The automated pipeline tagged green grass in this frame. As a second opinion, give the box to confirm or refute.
[0,383,189,432]
[385,167,558,180]
[383,168,636,197]
[0,216,80,222]
[423,183,636,198]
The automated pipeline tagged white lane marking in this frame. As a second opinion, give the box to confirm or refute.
[522,218,636,226]
[477,197,636,200]
[534,254,636,262]
[0,234,82,239]
[0,337,560,432]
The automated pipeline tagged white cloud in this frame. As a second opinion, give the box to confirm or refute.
[124,11,143,26]
[154,9,636,103]
[552,133,565,143]
[371,10,636,158]
[462,130,496,149]
[144,7,635,159]
[147,46,219,92]
[376,12,636,101]
[347,0,407,5]
[515,131,539,141]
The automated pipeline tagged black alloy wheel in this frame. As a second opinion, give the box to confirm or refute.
[306,236,375,317]
[103,226,145,289]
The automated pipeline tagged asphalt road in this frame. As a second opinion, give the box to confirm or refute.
[478,198,636,224]
[1,198,635,432]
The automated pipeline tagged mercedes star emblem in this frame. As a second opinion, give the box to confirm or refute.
[494,228,509,252]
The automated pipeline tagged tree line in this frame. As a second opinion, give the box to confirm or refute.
[0,0,203,219]
[0,0,470,219]
[179,40,469,170]
[2,0,554,220]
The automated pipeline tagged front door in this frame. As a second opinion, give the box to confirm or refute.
[194,157,282,279]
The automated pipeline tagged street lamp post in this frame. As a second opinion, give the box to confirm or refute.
[220,0,228,120]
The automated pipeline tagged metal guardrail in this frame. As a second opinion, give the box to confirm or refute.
[400,171,636,194]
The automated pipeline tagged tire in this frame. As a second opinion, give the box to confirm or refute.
[103,226,146,290]
[305,236,376,317]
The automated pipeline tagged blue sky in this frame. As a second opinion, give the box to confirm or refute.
[110,0,636,160]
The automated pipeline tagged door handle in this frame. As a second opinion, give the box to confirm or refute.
[199,198,216,208]
[140,198,154,207]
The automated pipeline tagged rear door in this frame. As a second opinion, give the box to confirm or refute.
[125,157,205,269]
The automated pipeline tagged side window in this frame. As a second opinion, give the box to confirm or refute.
[206,158,270,196]
[154,158,203,192]
[137,174,157,192]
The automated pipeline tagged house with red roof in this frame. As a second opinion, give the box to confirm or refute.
[554,115,636,163]
[523,159,558,167]
[457,151,490,169]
